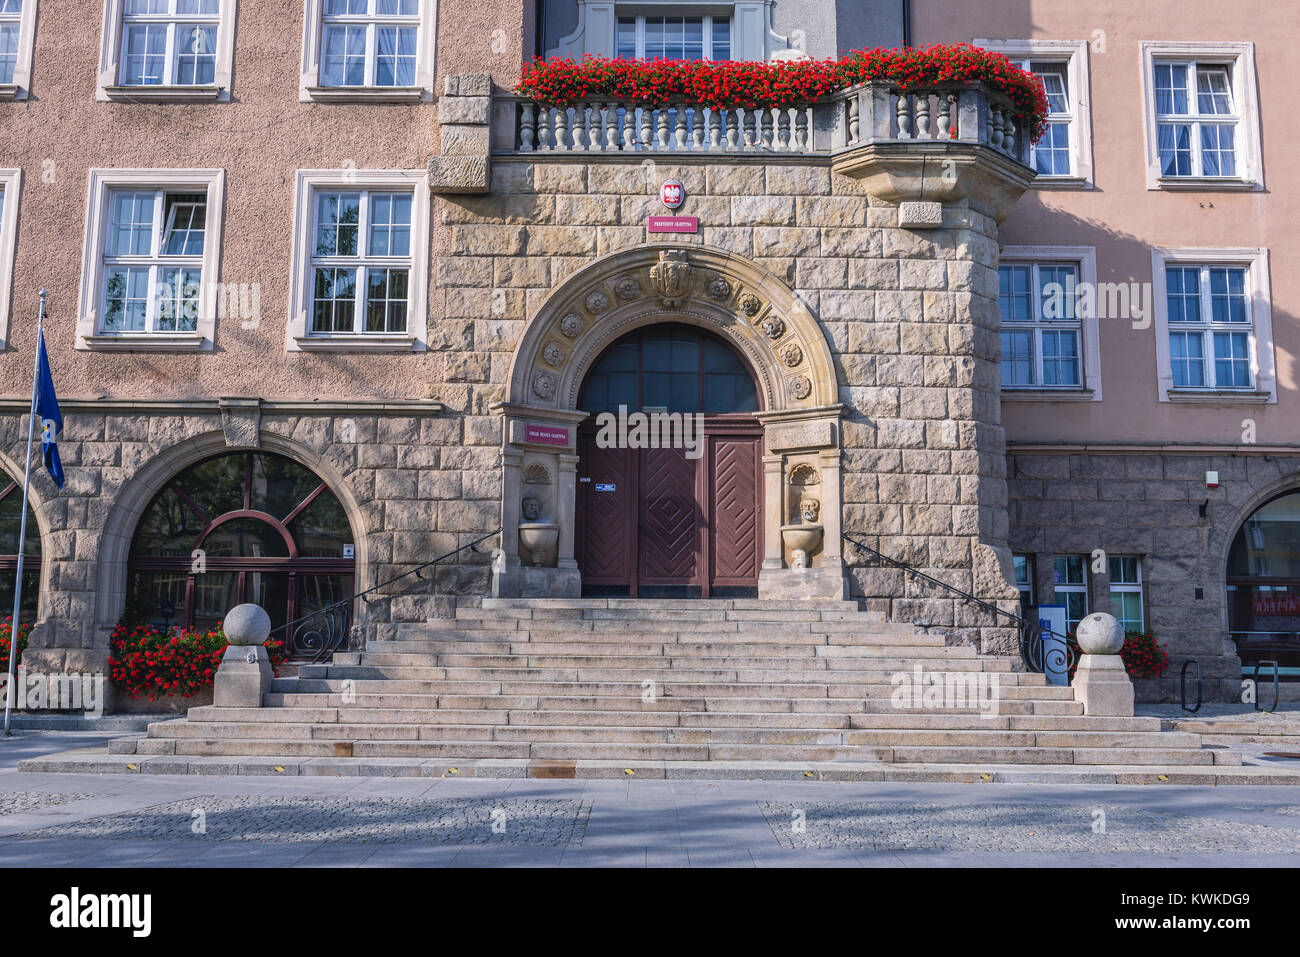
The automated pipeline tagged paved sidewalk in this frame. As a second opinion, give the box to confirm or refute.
[1,731,1298,867]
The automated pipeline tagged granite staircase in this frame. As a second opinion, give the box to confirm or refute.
[55,596,1275,783]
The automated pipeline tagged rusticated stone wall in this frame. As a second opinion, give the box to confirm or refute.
[435,155,1022,652]
[1008,449,1300,701]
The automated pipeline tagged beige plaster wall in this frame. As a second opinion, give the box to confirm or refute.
[0,0,529,403]
[913,0,1300,448]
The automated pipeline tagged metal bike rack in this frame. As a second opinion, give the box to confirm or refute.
[1251,660,1281,713]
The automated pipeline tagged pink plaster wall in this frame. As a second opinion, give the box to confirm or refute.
[0,0,529,402]
[913,0,1300,448]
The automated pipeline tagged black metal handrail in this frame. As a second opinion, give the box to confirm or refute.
[272,527,502,663]
[841,531,1075,676]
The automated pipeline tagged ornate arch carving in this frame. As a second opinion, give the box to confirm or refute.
[507,244,839,413]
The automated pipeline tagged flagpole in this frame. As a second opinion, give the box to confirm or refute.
[4,290,45,736]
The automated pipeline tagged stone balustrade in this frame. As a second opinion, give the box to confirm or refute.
[493,81,1032,167]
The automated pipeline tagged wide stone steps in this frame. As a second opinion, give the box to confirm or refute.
[53,596,1247,778]
[273,675,1063,696]
[363,640,966,657]
[395,627,943,645]
[115,735,1238,767]
[144,716,1204,750]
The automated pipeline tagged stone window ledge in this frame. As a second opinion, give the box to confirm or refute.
[0,84,18,100]
[77,333,208,352]
[1155,176,1259,192]
[1030,175,1092,190]
[101,85,224,102]
[1001,388,1095,403]
[1166,389,1271,405]
[302,86,426,103]
[290,334,423,353]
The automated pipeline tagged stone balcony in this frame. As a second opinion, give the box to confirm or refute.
[431,74,1035,222]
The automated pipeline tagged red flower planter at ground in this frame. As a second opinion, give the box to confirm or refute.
[516,43,1049,142]
[1065,630,1170,681]
[0,616,31,675]
[108,622,286,702]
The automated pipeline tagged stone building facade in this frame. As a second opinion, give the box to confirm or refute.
[2,0,1296,709]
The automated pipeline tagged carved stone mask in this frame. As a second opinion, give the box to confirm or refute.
[521,497,542,521]
[800,498,820,523]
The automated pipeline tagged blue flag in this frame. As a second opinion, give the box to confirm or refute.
[34,332,63,489]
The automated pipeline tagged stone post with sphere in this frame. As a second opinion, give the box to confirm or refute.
[213,604,274,709]
[1071,612,1134,717]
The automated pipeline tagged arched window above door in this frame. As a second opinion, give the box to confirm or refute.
[579,323,760,414]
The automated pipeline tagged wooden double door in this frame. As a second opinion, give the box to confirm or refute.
[576,418,763,597]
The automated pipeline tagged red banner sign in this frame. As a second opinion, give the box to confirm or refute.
[524,425,569,446]
[648,216,699,233]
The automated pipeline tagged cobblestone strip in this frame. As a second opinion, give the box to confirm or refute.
[759,801,1300,853]
[21,796,594,846]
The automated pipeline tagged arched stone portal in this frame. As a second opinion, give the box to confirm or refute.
[493,244,847,600]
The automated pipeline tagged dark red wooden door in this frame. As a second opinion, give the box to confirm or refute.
[637,447,700,586]
[709,434,762,587]
[577,422,762,595]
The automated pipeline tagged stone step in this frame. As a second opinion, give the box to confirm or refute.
[478,597,869,613]
[23,751,1296,784]
[299,665,1050,686]
[276,676,1064,700]
[428,618,921,636]
[362,640,971,659]
[149,719,1210,752]
[390,629,950,647]
[336,652,1004,672]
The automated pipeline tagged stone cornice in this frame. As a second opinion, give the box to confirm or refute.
[0,397,446,416]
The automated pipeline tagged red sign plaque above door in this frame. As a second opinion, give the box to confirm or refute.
[524,424,569,446]
[647,216,699,233]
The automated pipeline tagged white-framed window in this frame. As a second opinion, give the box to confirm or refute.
[615,13,731,60]
[1052,555,1088,631]
[76,169,225,351]
[997,246,1102,401]
[1108,556,1144,632]
[300,0,436,101]
[1140,42,1262,189]
[974,39,1093,186]
[0,169,21,349]
[287,170,428,352]
[0,0,37,99]
[1013,553,1034,616]
[97,0,237,100]
[1151,247,1276,403]
[545,1,788,62]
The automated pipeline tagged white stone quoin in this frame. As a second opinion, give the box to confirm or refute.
[213,603,274,709]
[1072,612,1134,717]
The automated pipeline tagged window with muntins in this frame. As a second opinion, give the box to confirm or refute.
[1009,59,1072,176]
[309,189,412,335]
[101,189,207,334]
[119,0,219,86]
[1108,556,1144,631]
[1052,555,1088,631]
[615,14,731,61]
[1154,61,1237,177]
[0,0,22,84]
[998,261,1083,388]
[320,0,419,87]
[1165,264,1252,389]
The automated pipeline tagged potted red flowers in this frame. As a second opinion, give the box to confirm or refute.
[515,43,1049,142]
